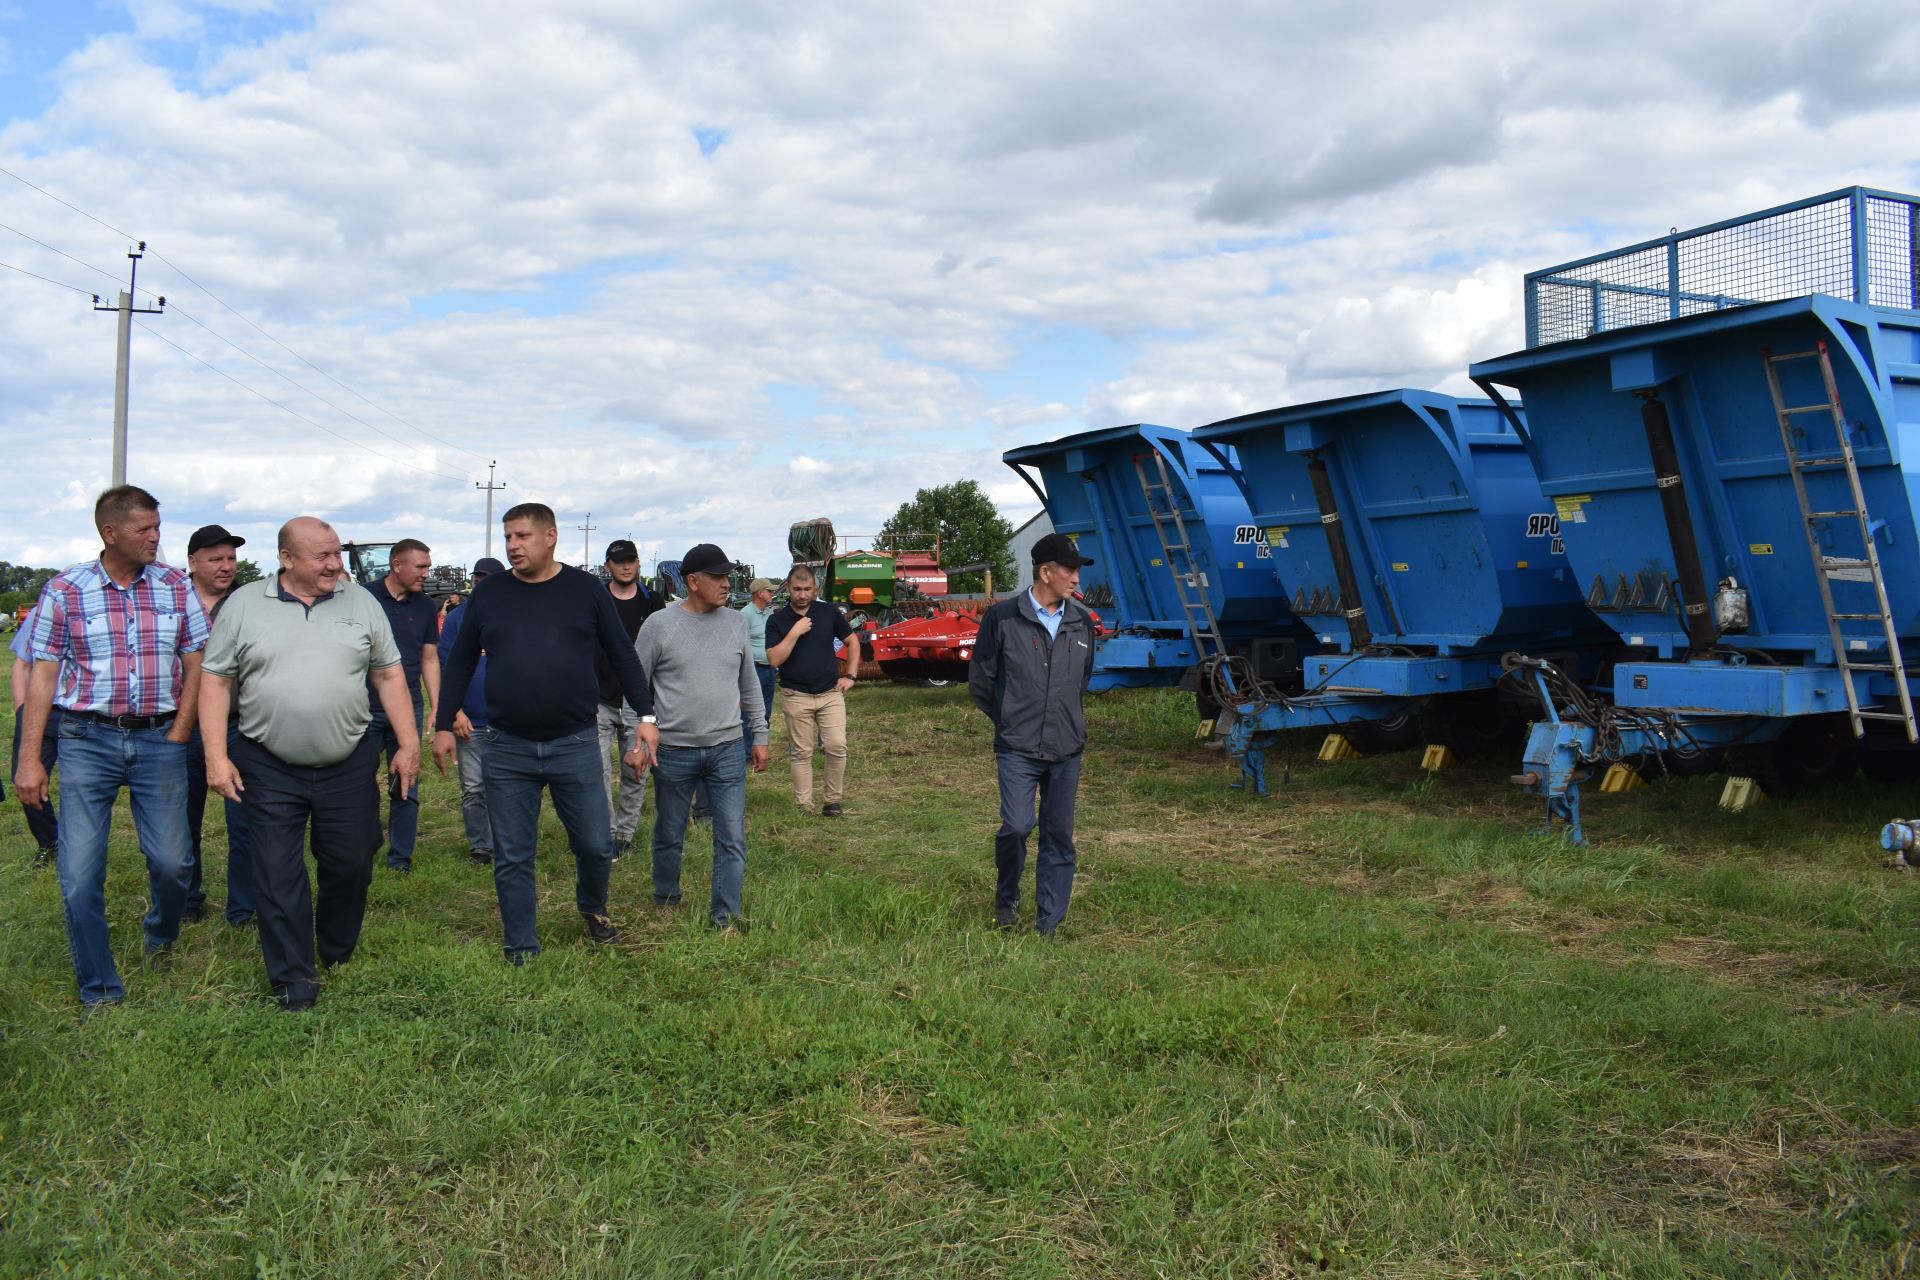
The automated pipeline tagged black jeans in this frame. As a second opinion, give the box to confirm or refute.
[236,734,381,1005]
[993,750,1083,934]
[184,724,256,921]
[10,705,59,851]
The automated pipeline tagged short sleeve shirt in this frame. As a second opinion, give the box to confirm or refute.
[30,560,210,716]
[366,579,439,706]
[765,600,854,694]
[202,575,401,766]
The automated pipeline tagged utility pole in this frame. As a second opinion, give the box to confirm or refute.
[476,461,506,557]
[578,512,597,567]
[92,242,165,487]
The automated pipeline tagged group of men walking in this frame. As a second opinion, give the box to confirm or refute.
[9,486,1100,1012]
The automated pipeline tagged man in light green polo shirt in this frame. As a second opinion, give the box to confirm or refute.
[199,516,418,1012]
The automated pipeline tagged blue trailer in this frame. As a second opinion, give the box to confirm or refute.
[1190,389,1616,788]
[1470,186,1920,840]
[1004,423,1308,695]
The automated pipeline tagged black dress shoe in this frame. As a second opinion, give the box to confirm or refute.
[992,908,1017,931]
[279,998,316,1013]
[821,802,845,818]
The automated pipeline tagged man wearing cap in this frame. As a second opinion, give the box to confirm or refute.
[738,577,780,746]
[432,503,658,963]
[182,523,255,926]
[15,485,208,1008]
[968,532,1097,936]
[199,516,418,1011]
[437,557,503,867]
[596,539,665,854]
[634,543,767,932]
[365,538,440,873]
[765,564,858,817]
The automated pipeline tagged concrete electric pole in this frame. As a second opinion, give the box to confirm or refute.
[476,461,506,558]
[92,243,165,487]
[578,512,597,567]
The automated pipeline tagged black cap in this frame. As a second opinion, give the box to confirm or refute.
[187,524,247,556]
[1031,531,1093,569]
[681,542,733,577]
[604,539,638,563]
[471,556,507,578]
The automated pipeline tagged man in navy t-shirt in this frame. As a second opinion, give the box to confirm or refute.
[765,564,858,816]
[366,538,440,873]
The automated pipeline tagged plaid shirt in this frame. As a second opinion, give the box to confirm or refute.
[29,560,211,717]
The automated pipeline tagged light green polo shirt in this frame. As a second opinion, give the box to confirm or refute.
[202,575,401,766]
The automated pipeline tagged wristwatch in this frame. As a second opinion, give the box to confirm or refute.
[641,715,657,724]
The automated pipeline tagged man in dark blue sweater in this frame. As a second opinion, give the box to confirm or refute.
[432,504,658,963]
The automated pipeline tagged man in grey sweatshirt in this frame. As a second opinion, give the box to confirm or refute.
[633,542,768,933]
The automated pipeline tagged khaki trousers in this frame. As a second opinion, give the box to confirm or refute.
[780,688,847,808]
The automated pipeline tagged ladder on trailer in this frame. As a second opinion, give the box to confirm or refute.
[1764,340,1918,742]
[1133,449,1230,671]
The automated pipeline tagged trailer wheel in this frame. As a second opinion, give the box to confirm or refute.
[1731,717,1858,796]
[1417,695,1520,759]
[1341,713,1422,756]
[1859,750,1920,785]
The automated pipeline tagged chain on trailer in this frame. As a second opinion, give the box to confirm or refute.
[1500,652,1714,775]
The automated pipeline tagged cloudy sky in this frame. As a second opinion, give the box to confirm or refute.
[2,0,1917,577]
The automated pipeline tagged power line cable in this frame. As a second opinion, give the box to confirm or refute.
[135,320,471,485]
[0,162,490,462]
[162,299,476,473]
[0,216,123,289]
[0,258,97,296]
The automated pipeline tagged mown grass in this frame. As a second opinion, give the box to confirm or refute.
[0,676,1915,1278]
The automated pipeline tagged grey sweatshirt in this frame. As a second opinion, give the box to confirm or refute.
[633,602,768,748]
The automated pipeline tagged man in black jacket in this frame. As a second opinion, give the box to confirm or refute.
[968,533,1096,936]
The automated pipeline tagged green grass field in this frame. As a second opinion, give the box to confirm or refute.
[1,677,1916,1278]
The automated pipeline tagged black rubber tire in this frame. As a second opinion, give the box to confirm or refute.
[1859,750,1920,785]
[1729,716,1859,796]
[1341,713,1422,756]
[1417,695,1522,759]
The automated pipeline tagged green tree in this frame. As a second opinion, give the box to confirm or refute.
[233,559,265,587]
[878,480,1014,595]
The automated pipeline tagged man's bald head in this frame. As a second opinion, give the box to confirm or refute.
[278,516,335,554]
[277,516,344,600]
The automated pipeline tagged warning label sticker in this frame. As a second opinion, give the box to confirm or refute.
[1553,494,1591,524]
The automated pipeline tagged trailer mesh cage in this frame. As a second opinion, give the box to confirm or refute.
[1525,187,1920,347]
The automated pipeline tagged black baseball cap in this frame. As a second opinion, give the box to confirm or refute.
[1031,531,1093,569]
[681,542,733,577]
[604,539,638,563]
[187,524,247,556]
[471,557,507,578]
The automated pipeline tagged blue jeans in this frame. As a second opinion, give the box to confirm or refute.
[185,724,256,923]
[369,700,423,868]
[650,739,748,927]
[55,716,192,1005]
[746,664,777,760]
[481,726,613,958]
[994,751,1083,935]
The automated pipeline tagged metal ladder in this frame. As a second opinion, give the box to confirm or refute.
[1764,340,1917,742]
[1133,449,1230,668]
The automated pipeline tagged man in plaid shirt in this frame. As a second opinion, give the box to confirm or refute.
[14,485,210,1009]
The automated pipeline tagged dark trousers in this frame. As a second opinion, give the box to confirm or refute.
[11,705,59,851]
[235,733,381,1005]
[368,700,423,868]
[184,725,256,922]
[994,750,1083,934]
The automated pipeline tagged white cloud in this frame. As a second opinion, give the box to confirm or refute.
[1,0,1918,582]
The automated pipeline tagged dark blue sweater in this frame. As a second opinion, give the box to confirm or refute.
[435,565,654,739]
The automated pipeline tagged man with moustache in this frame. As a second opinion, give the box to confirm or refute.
[15,486,208,1009]
[181,524,256,926]
[198,516,417,1012]
[366,538,440,874]
[433,503,658,963]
